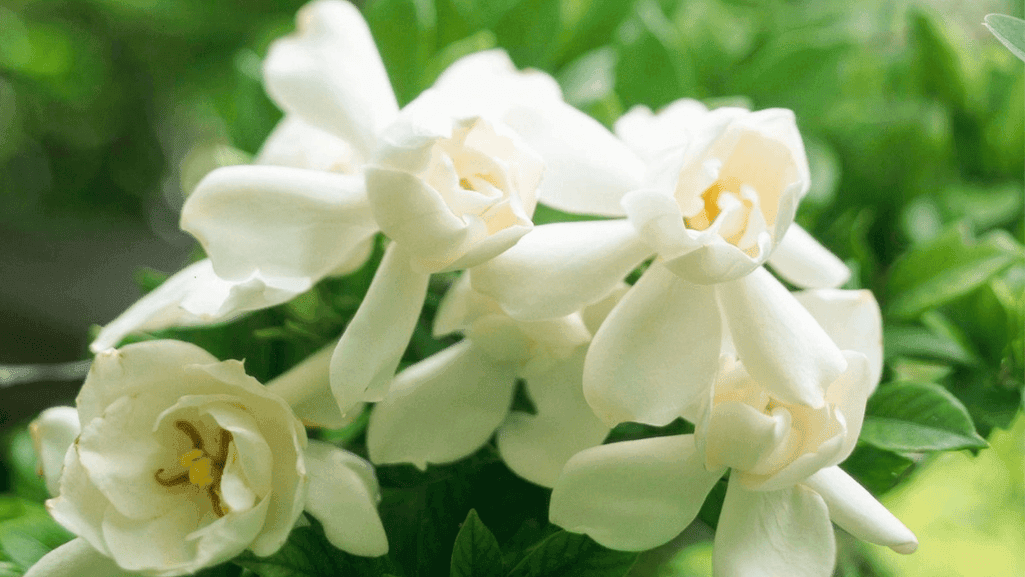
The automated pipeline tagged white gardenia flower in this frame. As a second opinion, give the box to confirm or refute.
[473,99,853,426]
[364,275,619,487]
[26,340,387,577]
[549,290,917,577]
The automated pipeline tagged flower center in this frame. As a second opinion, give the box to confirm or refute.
[154,420,233,517]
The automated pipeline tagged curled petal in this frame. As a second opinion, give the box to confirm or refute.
[497,348,609,487]
[262,0,397,156]
[803,467,918,554]
[584,263,721,426]
[330,243,431,413]
[182,165,378,283]
[717,267,847,409]
[470,220,652,321]
[256,115,362,173]
[367,341,518,468]
[304,440,388,557]
[30,406,80,496]
[23,538,133,577]
[89,260,311,353]
[767,224,851,289]
[714,482,835,577]
[794,289,884,391]
[823,351,873,461]
[550,435,724,551]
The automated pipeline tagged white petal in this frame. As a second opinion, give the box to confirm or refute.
[304,440,388,557]
[469,220,652,321]
[365,165,530,273]
[823,351,873,461]
[89,260,310,353]
[262,0,397,156]
[256,115,362,173]
[701,402,786,473]
[182,165,378,283]
[717,267,847,408]
[614,100,710,163]
[714,482,835,577]
[794,289,884,391]
[23,538,132,577]
[767,224,851,289]
[803,467,918,554]
[549,435,724,551]
[430,50,563,111]
[497,348,609,488]
[48,448,112,557]
[266,345,352,429]
[584,263,721,426]
[367,341,518,468]
[432,273,504,337]
[330,243,431,413]
[30,406,80,496]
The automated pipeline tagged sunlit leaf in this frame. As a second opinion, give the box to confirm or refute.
[984,14,1025,62]
[861,382,988,452]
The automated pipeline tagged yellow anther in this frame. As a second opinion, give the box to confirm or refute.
[188,456,214,487]
[179,448,204,469]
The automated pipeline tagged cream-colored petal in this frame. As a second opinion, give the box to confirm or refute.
[255,115,362,173]
[48,447,112,557]
[549,435,724,551]
[794,289,884,391]
[717,267,847,408]
[713,482,835,577]
[823,351,873,462]
[497,348,609,488]
[803,467,918,554]
[30,406,80,496]
[22,538,132,577]
[767,224,850,289]
[470,220,652,321]
[182,165,377,283]
[266,345,353,429]
[367,341,518,468]
[584,263,721,426]
[262,0,397,156]
[701,401,786,472]
[330,243,431,412]
[304,440,388,557]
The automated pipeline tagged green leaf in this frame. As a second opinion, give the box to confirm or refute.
[449,510,503,577]
[614,0,696,108]
[886,224,1023,319]
[841,444,914,494]
[884,325,976,365]
[985,14,1025,62]
[4,430,48,503]
[506,530,636,577]
[365,0,437,105]
[860,382,988,452]
[233,525,395,577]
[0,500,73,570]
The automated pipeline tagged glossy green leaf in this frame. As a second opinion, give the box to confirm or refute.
[841,444,914,495]
[506,530,637,577]
[985,14,1025,62]
[861,382,988,452]
[233,525,396,577]
[450,510,503,577]
[885,325,975,365]
[886,224,1023,319]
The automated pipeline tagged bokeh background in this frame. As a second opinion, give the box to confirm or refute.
[1,0,1022,575]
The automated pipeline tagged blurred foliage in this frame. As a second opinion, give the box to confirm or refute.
[1,0,1022,575]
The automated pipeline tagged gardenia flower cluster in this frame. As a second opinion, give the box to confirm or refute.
[27,1,916,576]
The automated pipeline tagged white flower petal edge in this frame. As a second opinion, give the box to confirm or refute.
[24,538,134,577]
[265,345,360,429]
[767,223,851,289]
[89,259,311,353]
[256,115,363,172]
[330,243,431,413]
[717,266,847,408]
[584,262,721,426]
[469,220,653,321]
[430,50,645,217]
[804,467,917,554]
[303,440,388,557]
[497,347,612,488]
[181,165,378,283]
[713,482,835,577]
[794,288,884,391]
[549,435,724,552]
[366,341,519,469]
[30,407,80,496]
[262,0,398,157]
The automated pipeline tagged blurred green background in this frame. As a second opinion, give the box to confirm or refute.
[0,0,1022,575]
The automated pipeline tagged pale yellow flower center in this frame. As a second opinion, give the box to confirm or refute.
[154,420,233,516]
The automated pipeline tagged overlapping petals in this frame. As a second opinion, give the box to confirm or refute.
[365,276,612,487]
[28,340,386,577]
